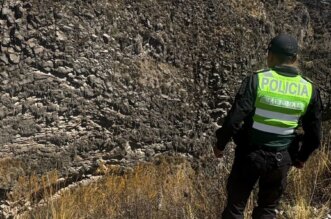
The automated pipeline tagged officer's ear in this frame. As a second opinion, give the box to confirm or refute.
[290,55,297,64]
[267,52,277,68]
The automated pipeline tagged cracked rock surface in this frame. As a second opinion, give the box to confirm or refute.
[0,0,330,206]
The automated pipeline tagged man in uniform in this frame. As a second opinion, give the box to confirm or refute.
[213,34,323,219]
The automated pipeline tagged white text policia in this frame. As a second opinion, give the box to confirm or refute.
[261,77,309,97]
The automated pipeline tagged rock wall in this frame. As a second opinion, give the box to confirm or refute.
[0,0,330,200]
[298,0,331,119]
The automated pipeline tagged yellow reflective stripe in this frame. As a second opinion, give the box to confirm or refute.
[255,108,300,122]
[253,122,294,135]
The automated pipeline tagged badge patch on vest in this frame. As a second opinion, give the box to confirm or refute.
[260,96,305,110]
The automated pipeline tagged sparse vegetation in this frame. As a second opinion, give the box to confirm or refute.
[12,138,330,219]
[18,156,225,219]
[280,140,331,219]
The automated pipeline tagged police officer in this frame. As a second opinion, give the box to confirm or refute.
[213,34,323,219]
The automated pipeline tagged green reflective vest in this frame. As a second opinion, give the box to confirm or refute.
[251,69,313,147]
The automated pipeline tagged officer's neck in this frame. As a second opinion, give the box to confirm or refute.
[272,64,300,76]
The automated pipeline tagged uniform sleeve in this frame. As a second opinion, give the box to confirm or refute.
[215,75,257,150]
[298,87,323,162]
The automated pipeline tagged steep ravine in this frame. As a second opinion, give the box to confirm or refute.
[0,0,330,217]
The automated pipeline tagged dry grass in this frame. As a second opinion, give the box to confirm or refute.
[19,156,225,219]
[279,142,331,219]
[8,170,59,204]
[0,158,25,191]
[11,140,331,219]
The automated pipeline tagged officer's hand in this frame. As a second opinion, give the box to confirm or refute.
[293,159,305,169]
[213,146,224,158]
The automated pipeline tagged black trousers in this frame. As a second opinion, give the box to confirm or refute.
[221,149,292,219]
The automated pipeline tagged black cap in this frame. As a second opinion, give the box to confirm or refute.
[267,34,299,56]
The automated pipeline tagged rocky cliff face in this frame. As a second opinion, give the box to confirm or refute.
[0,0,330,206]
[298,0,331,119]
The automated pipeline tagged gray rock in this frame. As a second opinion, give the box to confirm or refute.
[1,8,12,17]
[2,37,11,46]
[27,39,37,48]
[15,18,23,26]
[7,15,15,25]
[14,5,24,19]
[102,34,111,43]
[33,46,44,54]
[0,71,9,78]
[57,66,73,74]
[134,35,143,55]
[156,22,164,30]
[47,103,60,112]
[0,54,9,64]
[56,31,67,41]
[42,60,54,68]
[8,53,20,64]
[91,34,98,41]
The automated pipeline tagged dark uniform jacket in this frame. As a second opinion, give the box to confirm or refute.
[215,65,323,162]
